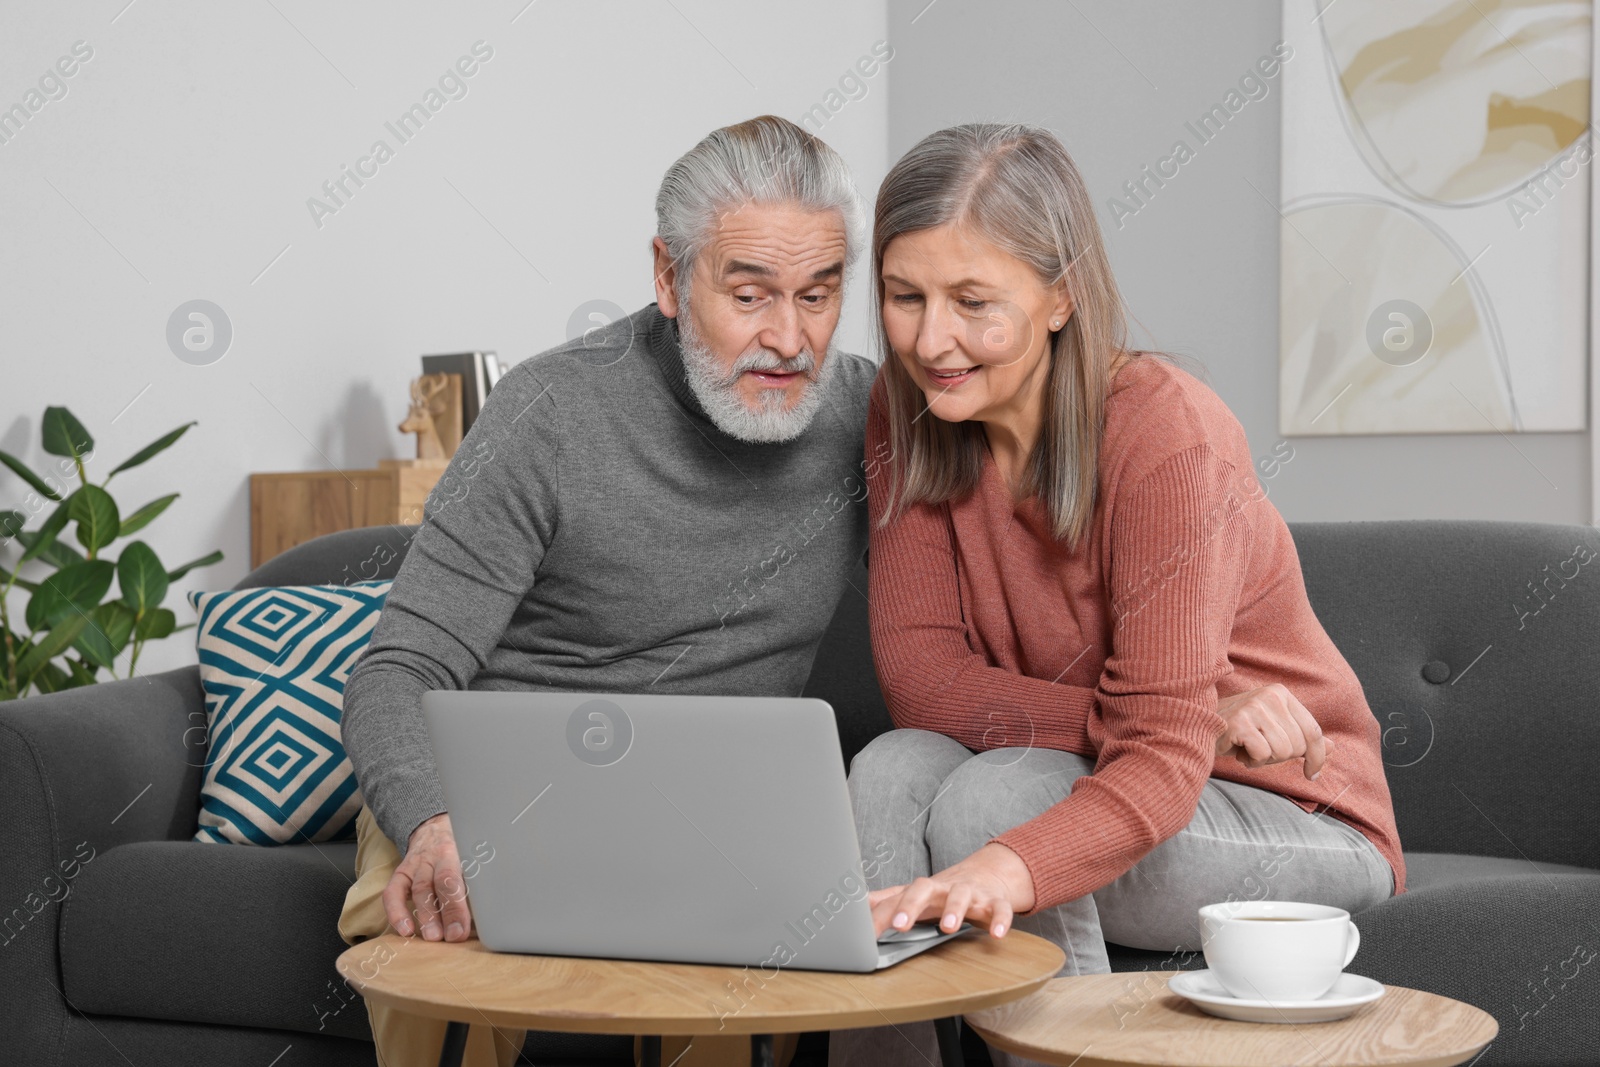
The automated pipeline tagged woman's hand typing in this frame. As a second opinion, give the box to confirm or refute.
[869,842,1036,939]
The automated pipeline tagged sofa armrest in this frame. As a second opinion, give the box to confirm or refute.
[0,666,206,1053]
[1353,873,1600,1067]
[0,665,207,850]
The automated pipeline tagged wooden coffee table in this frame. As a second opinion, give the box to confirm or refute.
[965,973,1498,1067]
[335,929,1066,1067]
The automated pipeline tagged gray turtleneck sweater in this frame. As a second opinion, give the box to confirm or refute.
[341,303,879,854]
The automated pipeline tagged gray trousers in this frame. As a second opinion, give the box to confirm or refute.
[828,729,1394,1067]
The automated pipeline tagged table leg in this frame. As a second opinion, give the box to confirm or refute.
[438,1020,469,1067]
[934,1016,964,1067]
[752,1034,775,1067]
[641,1035,662,1067]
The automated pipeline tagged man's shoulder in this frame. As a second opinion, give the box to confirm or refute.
[488,304,661,417]
[828,350,880,414]
[520,305,655,383]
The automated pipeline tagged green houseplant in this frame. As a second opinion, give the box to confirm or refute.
[0,406,223,699]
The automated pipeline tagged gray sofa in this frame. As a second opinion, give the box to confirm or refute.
[3,519,1596,1066]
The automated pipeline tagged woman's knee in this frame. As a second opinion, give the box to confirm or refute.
[925,749,1094,863]
[847,728,972,790]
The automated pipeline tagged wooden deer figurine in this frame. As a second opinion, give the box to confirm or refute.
[398,373,463,460]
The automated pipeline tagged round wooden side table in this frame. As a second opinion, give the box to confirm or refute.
[964,973,1499,1067]
[335,929,1066,1067]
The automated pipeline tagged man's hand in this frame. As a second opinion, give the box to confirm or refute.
[381,813,474,942]
[1214,683,1332,779]
[869,842,1034,940]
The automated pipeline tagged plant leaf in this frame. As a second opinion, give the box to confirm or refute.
[118,493,179,537]
[68,485,120,554]
[41,407,94,460]
[64,658,98,688]
[90,601,137,656]
[16,528,85,569]
[31,660,71,694]
[1,509,26,542]
[0,449,64,502]
[118,540,169,614]
[166,549,224,582]
[24,559,114,631]
[16,614,89,681]
[134,606,177,641]
[18,501,72,564]
[108,422,196,480]
[72,624,116,670]
[55,559,117,608]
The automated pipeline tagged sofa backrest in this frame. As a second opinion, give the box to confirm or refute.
[800,558,893,767]
[248,519,1599,870]
[1290,519,1597,870]
[237,527,415,590]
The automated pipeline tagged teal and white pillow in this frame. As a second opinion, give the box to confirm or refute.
[188,580,390,845]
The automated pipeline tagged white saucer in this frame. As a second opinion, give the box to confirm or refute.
[1168,970,1385,1023]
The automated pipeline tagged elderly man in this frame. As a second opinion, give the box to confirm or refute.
[337,115,877,1067]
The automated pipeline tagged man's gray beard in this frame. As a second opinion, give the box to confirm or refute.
[676,302,838,444]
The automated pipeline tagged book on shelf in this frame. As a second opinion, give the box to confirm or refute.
[420,351,501,432]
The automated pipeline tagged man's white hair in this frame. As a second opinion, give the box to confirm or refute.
[655,114,865,307]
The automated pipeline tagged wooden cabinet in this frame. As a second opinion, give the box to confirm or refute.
[249,459,446,568]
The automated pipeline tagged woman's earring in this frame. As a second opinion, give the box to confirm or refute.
[1051,319,1061,329]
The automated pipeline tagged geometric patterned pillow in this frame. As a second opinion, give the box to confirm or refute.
[187,580,390,845]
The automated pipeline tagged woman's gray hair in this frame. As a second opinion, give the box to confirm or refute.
[872,122,1201,546]
[655,115,865,304]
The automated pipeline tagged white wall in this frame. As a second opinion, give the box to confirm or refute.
[0,1,891,677]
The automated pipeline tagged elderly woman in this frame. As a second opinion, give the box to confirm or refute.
[831,123,1404,1067]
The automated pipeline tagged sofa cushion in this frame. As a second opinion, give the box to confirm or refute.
[188,580,390,845]
[57,1015,376,1067]
[1406,851,1600,891]
[59,839,371,1042]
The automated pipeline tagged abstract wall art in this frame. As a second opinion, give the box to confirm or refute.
[1279,0,1592,436]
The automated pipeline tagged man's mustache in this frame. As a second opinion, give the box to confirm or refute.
[715,347,819,387]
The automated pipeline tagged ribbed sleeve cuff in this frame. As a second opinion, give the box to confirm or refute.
[374,783,449,861]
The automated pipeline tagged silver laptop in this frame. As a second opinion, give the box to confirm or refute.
[420,690,973,972]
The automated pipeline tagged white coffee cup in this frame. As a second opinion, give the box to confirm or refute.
[1198,900,1360,1002]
